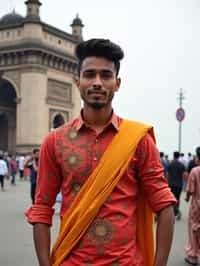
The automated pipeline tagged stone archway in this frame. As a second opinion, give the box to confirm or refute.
[0,113,8,151]
[0,79,17,153]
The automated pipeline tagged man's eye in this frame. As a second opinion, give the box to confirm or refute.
[84,72,95,78]
[101,73,113,79]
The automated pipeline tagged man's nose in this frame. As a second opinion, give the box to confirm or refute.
[92,74,103,87]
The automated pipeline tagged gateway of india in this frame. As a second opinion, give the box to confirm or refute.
[0,0,84,154]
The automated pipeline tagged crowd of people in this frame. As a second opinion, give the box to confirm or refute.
[0,149,39,203]
[160,147,200,265]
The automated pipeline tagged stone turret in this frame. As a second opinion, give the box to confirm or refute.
[25,0,42,20]
[71,14,84,40]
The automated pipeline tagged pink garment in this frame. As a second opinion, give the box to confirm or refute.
[185,166,200,258]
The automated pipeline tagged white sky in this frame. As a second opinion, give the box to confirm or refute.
[1,0,200,157]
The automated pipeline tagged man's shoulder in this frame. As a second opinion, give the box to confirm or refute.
[191,165,200,175]
[42,117,80,143]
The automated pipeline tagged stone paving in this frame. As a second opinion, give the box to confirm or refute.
[0,178,193,265]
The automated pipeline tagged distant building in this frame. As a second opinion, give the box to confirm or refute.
[0,0,84,154]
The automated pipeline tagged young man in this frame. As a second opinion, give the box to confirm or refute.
[168,151,186,220]
[26,38,176,266]
[26,149,40,204]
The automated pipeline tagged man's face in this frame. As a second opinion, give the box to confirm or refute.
[76,56,121,109]
[34,151,39,159]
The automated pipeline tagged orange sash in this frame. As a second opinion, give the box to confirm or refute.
[51,120,155,266]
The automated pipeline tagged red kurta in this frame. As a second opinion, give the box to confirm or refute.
[26,112,176,266]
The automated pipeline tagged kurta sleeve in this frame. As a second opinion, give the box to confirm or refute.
[135,133,177,213]
[26,130,62,225]
[186,169,196,194]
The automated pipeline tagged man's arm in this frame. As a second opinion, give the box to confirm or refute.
[154,205,174,266]
[33,223,51,266]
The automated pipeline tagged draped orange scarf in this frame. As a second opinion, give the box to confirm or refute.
[51,120,155,266]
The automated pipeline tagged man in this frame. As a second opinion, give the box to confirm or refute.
[185,149,200,265]
[26,149,40,204]
[17,154,25,180]
[168,151,186,220]
[26,38,176,266]
[9,155,17,185]
[0,154,8,191]
[159,152,168,178]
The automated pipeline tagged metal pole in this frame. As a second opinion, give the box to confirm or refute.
[178,121,182,153]
[178,88,184,153]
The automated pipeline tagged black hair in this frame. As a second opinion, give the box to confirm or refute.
[33,148,39,154]
[196,146,200,160]
[75,38,124,76]
[160,152,164,158]
[173,151,180,159]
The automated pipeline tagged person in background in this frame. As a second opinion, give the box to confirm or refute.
[160,152,168,178]
[25,149,40,204]
[184,150,200,265]
[188,147,200,174]
[0,154,8,191]
[24,153,32,181]
[18,154,25,180]
[179,153,188,168]
[168,151,186,220]
[186,152,193,168]
[9,155,17,185]
[26,38,176,266]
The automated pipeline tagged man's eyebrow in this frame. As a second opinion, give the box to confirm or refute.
[83,69,114,73]
[83,69,96,72]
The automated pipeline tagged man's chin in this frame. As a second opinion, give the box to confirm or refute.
[87,101,106,110]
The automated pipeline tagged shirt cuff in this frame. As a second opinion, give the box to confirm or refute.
[149,187,177,213]
[25,204,55,226]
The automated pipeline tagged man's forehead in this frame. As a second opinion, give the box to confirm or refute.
[81,56,115,71]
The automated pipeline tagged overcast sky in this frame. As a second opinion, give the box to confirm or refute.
[1,0,200,157]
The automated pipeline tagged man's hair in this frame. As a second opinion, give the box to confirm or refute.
[33,148,39,154]
[173,151,180,159]
[75,38,124,76]
[160,152,164,158]
[196,146,200,160]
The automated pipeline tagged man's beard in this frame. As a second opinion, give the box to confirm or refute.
[81,93,114,110]
[81,90,114,110]
[86,101,106,109]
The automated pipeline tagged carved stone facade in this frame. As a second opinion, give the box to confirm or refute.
[0,1,84,154]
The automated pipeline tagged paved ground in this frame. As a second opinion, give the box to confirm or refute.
[0,177,194,266]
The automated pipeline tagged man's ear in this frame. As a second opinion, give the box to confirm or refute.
[115,77,121,91]
[74,77,80,88]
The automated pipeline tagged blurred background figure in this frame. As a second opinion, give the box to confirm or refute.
[160,152,169,178]
[25,149,40,204]
[9,155,17,185]
[24,153,32,181]
[0,154,8,191]
[17,154,25,180]
[188,147,200,174]
[168,151,186,220]
[184,147,200,265]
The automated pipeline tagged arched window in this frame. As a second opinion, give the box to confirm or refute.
[53,114,65,129]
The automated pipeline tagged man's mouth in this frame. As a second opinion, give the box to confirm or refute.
[88,91,106,96]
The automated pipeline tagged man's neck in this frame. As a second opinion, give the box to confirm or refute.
[82,106,113,133]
